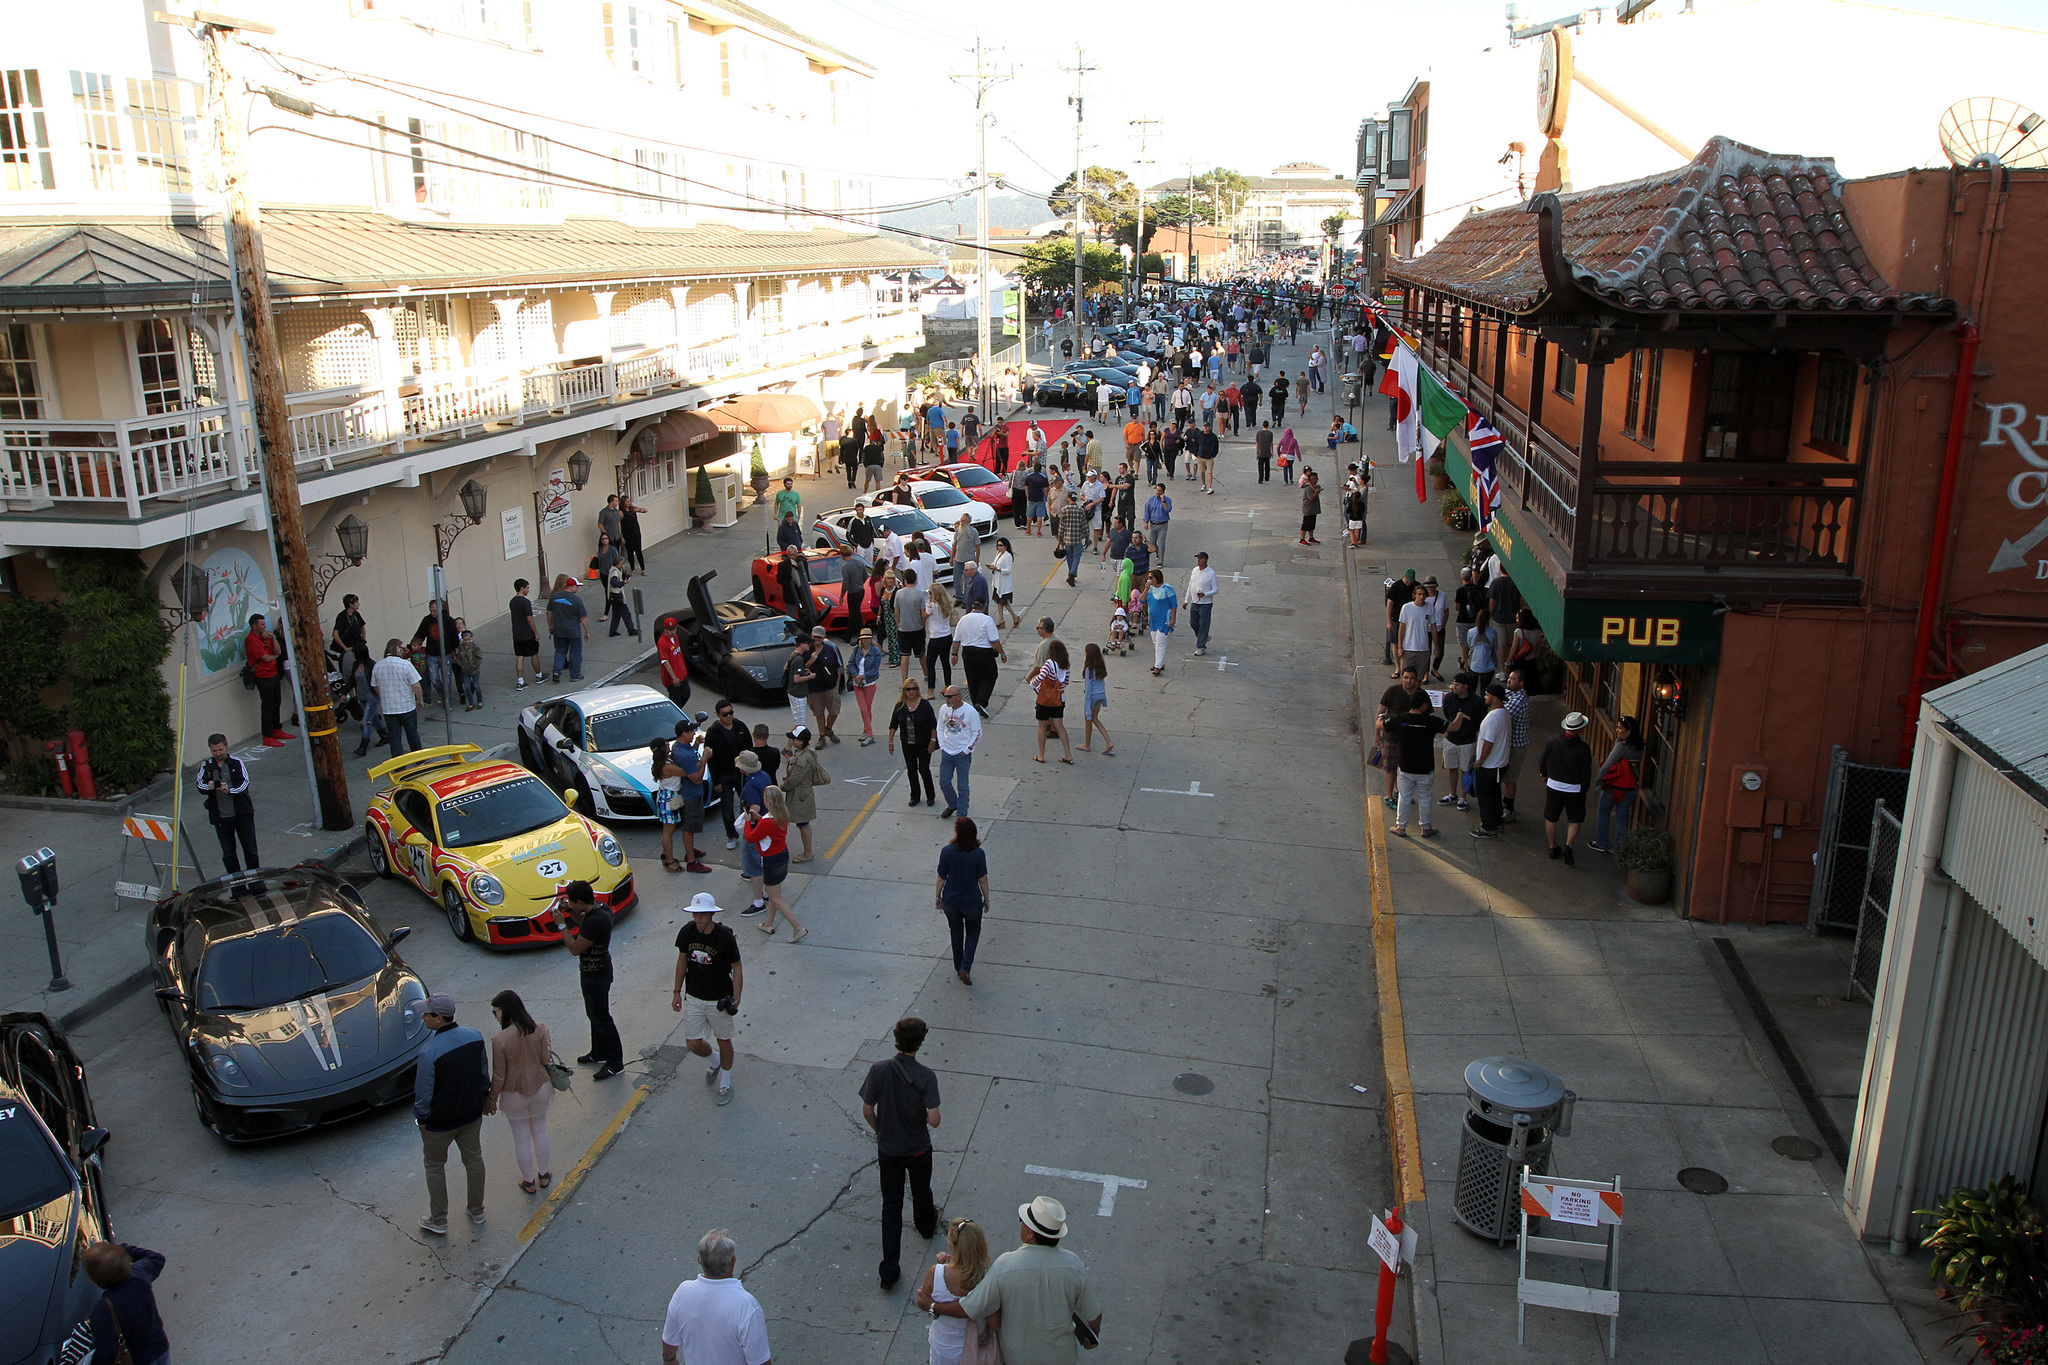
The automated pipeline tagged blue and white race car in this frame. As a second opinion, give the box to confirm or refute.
[515,684,706,821]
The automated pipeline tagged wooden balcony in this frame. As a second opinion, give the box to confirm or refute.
[1413,336,1863,602]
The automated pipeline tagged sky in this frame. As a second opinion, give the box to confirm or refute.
[768,0,2048,207]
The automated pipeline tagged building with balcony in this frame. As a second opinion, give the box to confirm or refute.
[1387,136,2048,924]
[0,0,930,765]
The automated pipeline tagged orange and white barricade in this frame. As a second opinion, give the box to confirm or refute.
[1517,1171,1624,1358]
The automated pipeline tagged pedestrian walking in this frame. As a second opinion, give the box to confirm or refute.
[413,993,489,1234]
[1144,567,1178,676]
[561,882,625,1080]
[932,683,981,819]
[672,891,743,1106]
[781,725,830,862]
[70,1242,172,1365]
[244,612,290,746]
[896,568,930,683]
[937,1196,1105,1365]
[1186,552,1217,657]
[863,1016,944,1288]
[546,576,590,683]
[890,678,939,806]
[1591,716,1643,853]
[990,539,1020,629]
[1079,642,1113,755]
[850,629,883,746]
[197,733,258,874]
[1142,484,1172,566]
[603,555,639,639]
[1438,673,1484,814]
[660,1230,771,1365]
[487,989,555,1195]
[371,638,425,756]
[951,601,1005,714]
[1298,468,1322,545]
[1540,712,1595,864]
[745,786,806,942]
[919,1218,999,1365]
[935,815,990,984]
[1255,421,1274,482]
[1055,492,1090,586]
[1386,690,1447,838]
[1028,640,1073,764]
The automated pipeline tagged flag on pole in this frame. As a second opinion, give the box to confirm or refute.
[1379,343,1420,464]
[1417,367,1469,459]
[1467,417,1505,529]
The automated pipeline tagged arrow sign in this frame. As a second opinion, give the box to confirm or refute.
[1991,517,2048,573]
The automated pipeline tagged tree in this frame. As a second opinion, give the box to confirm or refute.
[1322,212,1351,244]
[1048,165,1139,237]
[1192,166,1251,203]
[50,549,172,792]
[1017,235,1126,291]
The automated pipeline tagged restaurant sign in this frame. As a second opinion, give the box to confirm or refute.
[1558,599,1722,665]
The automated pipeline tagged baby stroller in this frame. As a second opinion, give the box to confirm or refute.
[1109,603,1131,656]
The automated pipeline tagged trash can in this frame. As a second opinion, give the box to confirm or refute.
[1451,1056,1576,1243]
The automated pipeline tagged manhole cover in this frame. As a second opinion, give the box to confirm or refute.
[1772,1135,1822,1161]
[1677,1167,1729,1194]
[1173,1072,1215,1096]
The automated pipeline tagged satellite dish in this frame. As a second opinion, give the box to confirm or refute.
[1938,97,2048,169]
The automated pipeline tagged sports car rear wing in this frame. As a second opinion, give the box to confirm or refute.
[367,743,484,785]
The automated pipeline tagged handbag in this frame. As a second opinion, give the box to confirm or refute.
[959,1314,1005,1365]
[545,1049,575,1093]
[1034,670,1064,707]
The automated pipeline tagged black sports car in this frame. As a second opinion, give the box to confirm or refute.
[664,570,806,704]
[146,866,431,1141]
[0,1013,111,1365]
[1032,374,1098,410]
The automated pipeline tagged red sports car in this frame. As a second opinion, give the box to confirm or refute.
[751,547,853,633]
[908,462,1014,514]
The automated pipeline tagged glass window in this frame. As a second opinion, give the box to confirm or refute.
[1387,108,1412,181]
[587,698,686,752]
[730,617,801,650]
[0,324,43,420]
[1623,348,1662,446]
[125,78,189,192]
[1702,352,1799,460]
[1810,357,1857,455]
[435,776,567,847]
[1554,351,1577,401]
[70,71,123,191]
[135,319,186,415]
[0,70,54,192]
[0,1104,70,1222]
[195,912,389,1012]
[1598,663,1620,722]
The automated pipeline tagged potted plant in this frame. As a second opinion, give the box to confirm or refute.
[1918,1177,2048,1358]
[1439,491,1476,531]
[690,463,717,528]
[1426,451,1453,491]
[1612,827,1674,904]
[747,442,770,499]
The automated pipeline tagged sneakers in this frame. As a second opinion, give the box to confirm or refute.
[1382,796,1398,809]
[550,672,561,683]
[940,806,957,819]
[1471,827,1501,839]
[1436,794,1457,806]
[726,836,740,850]
[1194,647,1206,656]
[594,1063,623,1081]
[706,1061,720,1086]
[516,677,528,689]
[420,1217,448,1235]
[1420,827,1440,839]
[469,1209,487,1226]
[1588,841,1610,853]
[716,1084,733,1107]
[1548,846,1562,861]
[1392,826,1408,838]
[684,860,712,874]
[576,1052,599,1065]
[1562,846,1576,866]
[262,735,287,747]
[740,900,767,916]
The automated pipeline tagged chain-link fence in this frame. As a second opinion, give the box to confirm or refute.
[1808,746,1909,934]
[1849,799,1904,1000]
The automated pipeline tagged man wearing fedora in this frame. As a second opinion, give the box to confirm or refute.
[933,1194,1104,1363]
[1540,711,1596,865]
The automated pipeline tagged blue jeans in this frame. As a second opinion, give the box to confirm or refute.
[359,685,382,742]
[938,750,972,816]
[1596,789,1636,846]
[385,708,422,756]
[1062,541,1084,581]
[458,668,482,705]
[551,636,584,679]
[422,653,448,702]
[944,900,983,973]
[1189,603,1212,650]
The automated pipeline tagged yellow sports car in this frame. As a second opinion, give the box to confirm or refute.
[363,744,636,948]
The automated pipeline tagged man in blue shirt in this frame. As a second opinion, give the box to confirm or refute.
[925,401,946,455]
[413,993,490,1234]
[1143,484,1173,567]
[1024,465,1050,537]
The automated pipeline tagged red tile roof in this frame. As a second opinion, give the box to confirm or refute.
[1390,136,1950,316]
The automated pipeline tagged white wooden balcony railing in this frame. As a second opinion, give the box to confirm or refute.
[0,308,923,517]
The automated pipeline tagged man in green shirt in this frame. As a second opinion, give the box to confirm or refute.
[772,477,802,524]
[927,1196,1103,1364]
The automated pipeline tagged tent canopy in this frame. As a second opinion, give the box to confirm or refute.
[705,393,822,433]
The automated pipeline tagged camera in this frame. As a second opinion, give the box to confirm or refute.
[716,995,738,1016]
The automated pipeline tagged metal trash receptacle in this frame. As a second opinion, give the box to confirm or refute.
[1451,1056,1576,1243]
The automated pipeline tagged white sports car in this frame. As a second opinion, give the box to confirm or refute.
[515,684,707,822]
[905,480,998,539]
[812,504,956,586]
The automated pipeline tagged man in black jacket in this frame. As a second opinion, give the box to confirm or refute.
[1539,711,1596,865]
[197,734,258,874]
[413,993,490,1234]
[71,1242,171,1365]
[702,702,750,848]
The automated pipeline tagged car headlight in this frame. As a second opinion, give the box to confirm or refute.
[745,665,768,682]
[400,984,428,1037]
[469,872,505,906]
[598,834,624,866]
[205,1050,249,1088]
[601,784,636,801]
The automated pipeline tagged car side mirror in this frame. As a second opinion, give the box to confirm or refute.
[402,830,429,848]
[155,987,187,1009]
[563,789,580,809]
[387,925,412,947]
[556,739,576,751]
[78,1127,110,1161]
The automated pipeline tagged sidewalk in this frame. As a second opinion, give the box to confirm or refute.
[1344,419,1956,1362]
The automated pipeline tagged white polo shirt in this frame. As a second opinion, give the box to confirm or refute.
[660,1275,770,1365]
[952,610,1001,650]
[1186,564,1218,606]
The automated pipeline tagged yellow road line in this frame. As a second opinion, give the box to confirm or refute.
[1041,560,1060,587]
[518,1082,651,1242]
[824,777,893,861]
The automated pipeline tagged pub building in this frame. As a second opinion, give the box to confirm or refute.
[1386,136,2048,922]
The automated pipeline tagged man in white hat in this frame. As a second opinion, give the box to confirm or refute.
[671,892,743,1106]
[928,1194,1103,1363]
[1540,711,1596,865]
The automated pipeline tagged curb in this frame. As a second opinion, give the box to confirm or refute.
[1342,532,1436,1365]
[0,768,177,817]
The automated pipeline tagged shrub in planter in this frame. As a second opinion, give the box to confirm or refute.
[1922,1178,2048,1316]
[1614,827,1674,904]
[747,443,770,495]
[0,596,68,769]
[691,464,717,525]
[1438,491,1476,531]
[50,548,172,791]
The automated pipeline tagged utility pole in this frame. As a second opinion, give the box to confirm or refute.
[176,11,353,831]
[1062,47,1095,359]
[949,38,1010,428]
[1129,118,1160,306]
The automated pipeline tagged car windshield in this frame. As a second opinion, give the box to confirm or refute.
[194,912,388,1013]
[436,776,567,848]
[919,486,971,509]
[731,617,800,650]
[868,507,939,534]
[0,1102,70,1222]
[951,467,999,487]
[589,699,686,752]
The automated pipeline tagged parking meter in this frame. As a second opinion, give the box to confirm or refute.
[16,848,68,991]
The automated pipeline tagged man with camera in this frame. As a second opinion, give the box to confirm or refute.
[672,892,742,1107]
[197,733,259,874]
[561,881,624,1082]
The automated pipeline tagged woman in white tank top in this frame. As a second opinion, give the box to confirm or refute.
[919,1217,996,1365]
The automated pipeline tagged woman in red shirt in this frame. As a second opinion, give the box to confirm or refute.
[744,786,806,943]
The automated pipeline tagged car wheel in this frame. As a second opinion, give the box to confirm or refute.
[571,775,595,816]
[366,823,397,878]
[518,730,541,772]
[752,576,769,605]
[192,1084,220,1136]
[443,884,475,943]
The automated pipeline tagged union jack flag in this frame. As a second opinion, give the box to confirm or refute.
[1466,417,1505,529]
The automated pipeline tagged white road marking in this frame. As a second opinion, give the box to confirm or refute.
[1216,656,1238,672]
[1139,781,1214,798]
[1024,1164,1149,1217]
[1224,571,1252,583]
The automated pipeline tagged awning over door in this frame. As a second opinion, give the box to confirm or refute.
[650,410,721,453]
[705,393,822,433]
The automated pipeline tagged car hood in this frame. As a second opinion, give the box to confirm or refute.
[588,748,655,796]
[470,818,610,898]
[0,1190,83,1365]
[197,971,426,1095]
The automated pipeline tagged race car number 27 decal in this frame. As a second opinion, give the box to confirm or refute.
[535,858,569,880]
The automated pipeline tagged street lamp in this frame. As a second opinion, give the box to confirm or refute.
[310,514,370,606]
[567,449,592,490]
[436,481,488,566]
[166,561,211,625]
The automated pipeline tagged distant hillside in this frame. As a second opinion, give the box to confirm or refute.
[882,193,1053,240]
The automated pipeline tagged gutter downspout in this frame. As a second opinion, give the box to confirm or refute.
[1899,320,1977,766]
